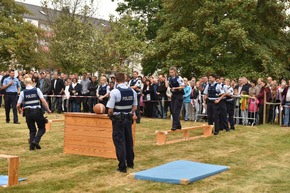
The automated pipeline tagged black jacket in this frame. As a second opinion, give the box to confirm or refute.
[156,81,167,99]
[88,81,98,96]
[69,83,82,103]
[142,84,155,101]
[51,78,65,95]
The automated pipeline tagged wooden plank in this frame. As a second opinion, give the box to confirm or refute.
[182,125,207,130]
[64,113,110,119]
[7,157,19,187]
[64,143,115,151]
[64,125,112,132]
[203,125,213,136]
[64,146,116,159]
[156,131,167,145]
[64,130,112,138]
[50,119,64,123]
[0,155,18,159]
[65,117,112,128]
[166,125,207,133]
[156,125,212,145]
[64,150,116,159]
[64,135,113,143]
[64,134,113,142]
[45,122,51,131]
[0,155,20,187]
[64,138,115,149]
[183,130,189,140]
[64,142,115,149]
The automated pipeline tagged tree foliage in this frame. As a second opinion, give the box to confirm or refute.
[141,0,290,79]
[43,0,97,74]
[0,0,42,70]
[113,0,163,40]
[93,15,147,74]
[44,0,146,74]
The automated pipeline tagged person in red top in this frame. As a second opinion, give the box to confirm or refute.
[257,80,270,124]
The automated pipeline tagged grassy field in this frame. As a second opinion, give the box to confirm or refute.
[0,108,290,193]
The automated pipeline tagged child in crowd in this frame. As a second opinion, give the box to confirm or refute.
[248,97,259,125]
[240,91,250,125]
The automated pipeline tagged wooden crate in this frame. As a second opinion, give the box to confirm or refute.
[63,113,136,159]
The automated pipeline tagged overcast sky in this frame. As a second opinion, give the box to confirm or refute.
[16,0,120,20]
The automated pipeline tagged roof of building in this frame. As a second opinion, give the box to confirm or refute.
[16,2,108,27]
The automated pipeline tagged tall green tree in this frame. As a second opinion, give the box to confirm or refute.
[0,0,41,70]
[142,0,290,79]
[43,0,97,74]
[44,0,146,75]
[113,0,163,40]
[92,15,147,74]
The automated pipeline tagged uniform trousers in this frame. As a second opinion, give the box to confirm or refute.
[112,117,134,170]
[207,100,221,133]
[219,100,229,131]
[25,109,46,148]
[171,94,183,129]
[226,100,235,129]
[4,93,18,123]
[135,96,141,123]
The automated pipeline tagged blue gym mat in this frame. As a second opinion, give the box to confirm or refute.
[132,160,229,185]
[0,175,26,186]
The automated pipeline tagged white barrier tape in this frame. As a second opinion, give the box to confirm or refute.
[43,95,99,98]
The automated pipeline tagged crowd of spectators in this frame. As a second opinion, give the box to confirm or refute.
[0,70,289,126]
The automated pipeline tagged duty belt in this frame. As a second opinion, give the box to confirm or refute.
[110,113,133,122]
[24,108,42,114]
[5,92,17,95]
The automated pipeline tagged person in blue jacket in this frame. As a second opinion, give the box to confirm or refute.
[181,78,192,121]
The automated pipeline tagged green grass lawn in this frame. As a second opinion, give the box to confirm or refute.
[0,108,290,193]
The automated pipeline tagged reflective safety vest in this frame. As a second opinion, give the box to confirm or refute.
[23,88,40,108]
[98,84,108,96]
[114,88,134,113]
[130,79,140,95]
[169,76,179,88]
[208,83,220,100]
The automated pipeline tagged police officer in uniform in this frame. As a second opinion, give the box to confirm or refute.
[225,79,235,130]
[168,67,185,131]
[107,73,137,173]
[204,74,226,135]
[17,77,51,150]
[97,76,110,113]
[2,70,21,124]
[129,71,142,123]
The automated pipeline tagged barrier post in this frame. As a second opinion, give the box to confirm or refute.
[263,91,266,125]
